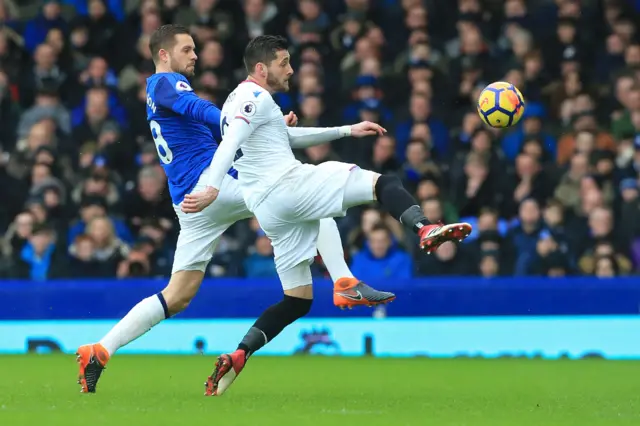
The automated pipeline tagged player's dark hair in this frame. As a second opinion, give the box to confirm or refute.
[243,35,289,74]
[149,24,190,62]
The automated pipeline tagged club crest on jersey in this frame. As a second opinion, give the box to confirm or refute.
[175,81,193,92]
[241,101,257,117]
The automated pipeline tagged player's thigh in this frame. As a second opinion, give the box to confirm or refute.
[172,176,250,274]
[207,174,253,224]
[255,205,319,285]
[341,166,379,210]
[270,161,360,222]
[172,206,225,275]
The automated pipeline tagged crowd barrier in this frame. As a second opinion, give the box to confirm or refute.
[0,277,639,319]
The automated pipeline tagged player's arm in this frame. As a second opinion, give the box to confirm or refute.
[205,97,269,190]
[286,126,351,148]
[287,121,387,148]
[154,76,221,126]
[182,114,257,214]
[205,117,253,190]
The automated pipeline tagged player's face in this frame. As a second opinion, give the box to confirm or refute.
[169,34,198,77]
[266,49,293,92]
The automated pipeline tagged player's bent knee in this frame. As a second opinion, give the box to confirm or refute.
[161,269,205,315]
[342,168,379,210]
[278,261,313,295]
[284,284,313,300]
[374,173,403,201]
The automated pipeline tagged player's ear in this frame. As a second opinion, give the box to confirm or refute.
[158,48,168,63]
[257,62,266,77]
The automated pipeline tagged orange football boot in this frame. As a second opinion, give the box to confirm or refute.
[76,343,110,393]
[333,277,395,310]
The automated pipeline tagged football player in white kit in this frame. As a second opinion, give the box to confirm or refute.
[183,36,472,396]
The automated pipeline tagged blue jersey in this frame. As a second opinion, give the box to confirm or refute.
[145,72,237,204]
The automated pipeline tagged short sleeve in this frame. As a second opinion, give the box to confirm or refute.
[232,90,272,130]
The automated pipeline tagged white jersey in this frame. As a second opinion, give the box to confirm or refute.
[220,80,301,209]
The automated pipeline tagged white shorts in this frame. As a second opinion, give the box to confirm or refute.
[253,161,375,288]
[172,169,252,274]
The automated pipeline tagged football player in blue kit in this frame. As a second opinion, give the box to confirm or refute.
[75,24,395,394]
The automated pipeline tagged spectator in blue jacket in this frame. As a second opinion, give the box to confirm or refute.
[351,223,413,282]
[23,0,67,54]
[244,231,278,278]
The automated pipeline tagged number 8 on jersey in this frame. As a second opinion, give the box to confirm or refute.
[150,120,174,164]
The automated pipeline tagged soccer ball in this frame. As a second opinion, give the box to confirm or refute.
[477,82,525,128]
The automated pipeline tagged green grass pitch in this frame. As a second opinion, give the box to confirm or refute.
[0,355,639,426]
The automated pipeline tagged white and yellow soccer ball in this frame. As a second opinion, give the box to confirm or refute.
[477,81,525,128]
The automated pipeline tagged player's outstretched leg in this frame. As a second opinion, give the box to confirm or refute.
[316,218,395,309]
[205,266,313,396]
[345,170,472,254]
[76,270,204,393]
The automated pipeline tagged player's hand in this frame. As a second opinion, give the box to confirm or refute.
[182,186,219,214]
[351,121,386,137]
[284,111,298,127]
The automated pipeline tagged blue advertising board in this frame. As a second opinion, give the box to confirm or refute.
[1,277,640,319]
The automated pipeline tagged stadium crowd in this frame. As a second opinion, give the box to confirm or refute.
[0,0,639,281]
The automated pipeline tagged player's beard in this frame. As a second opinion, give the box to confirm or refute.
[172,58,195,78]
[266,73,289,93]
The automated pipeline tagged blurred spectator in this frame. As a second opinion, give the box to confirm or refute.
[508,198,542,276]
[11,223,66,280]
[243,231,277,278]
[122,166,174,233]
[416,241,477,276]
[593,254,620,278]
[86,215,129,275]
[351,224,412,281]
[23,0,67,54]
[68,196,132,247]
[68,233,112,277]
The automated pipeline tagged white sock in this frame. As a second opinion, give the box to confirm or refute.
[317,218,354,283]
[99,294,168,356]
